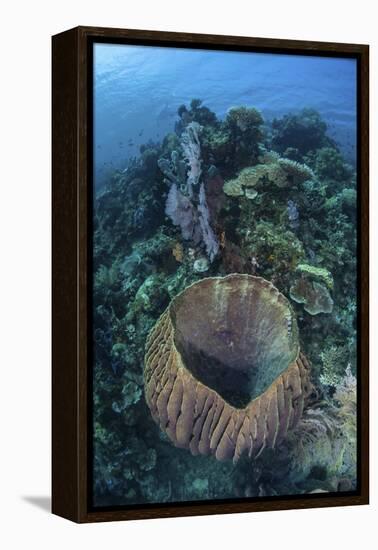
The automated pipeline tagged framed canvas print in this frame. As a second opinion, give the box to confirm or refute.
[52,26,369,523]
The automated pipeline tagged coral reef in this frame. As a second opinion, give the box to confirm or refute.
[319,344,352,389]
[144,275,312,462]
[92,99,357,505]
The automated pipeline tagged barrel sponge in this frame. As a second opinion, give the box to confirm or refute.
[144,275,312,462]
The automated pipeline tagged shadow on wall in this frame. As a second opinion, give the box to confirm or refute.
[22,496,50,513]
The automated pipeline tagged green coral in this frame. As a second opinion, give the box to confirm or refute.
[134,274,169,313]
[234,218,305,290]
[224,154,314,197]
[290,278,333,315]
[319,345,350,388]
[272,108,332,155]
[296,264,334,289]
[201,126,231,165]
[177,98,218,127]
[92,98,357,505]
[226,105,263,133]
[112,380,142,412]
[341,187,357,209]
[223,166,261,197]
[313,146,352,182]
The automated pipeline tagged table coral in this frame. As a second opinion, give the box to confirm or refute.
[223,154,314,197]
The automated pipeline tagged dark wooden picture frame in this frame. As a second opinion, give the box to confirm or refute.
[52,26,369,523]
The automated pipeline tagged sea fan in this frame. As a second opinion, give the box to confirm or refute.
[197,183,219,261]
[165,184,195,241]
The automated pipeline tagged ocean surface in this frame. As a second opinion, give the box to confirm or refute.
[94,44,357,187]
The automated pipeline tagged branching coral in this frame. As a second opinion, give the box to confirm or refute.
[320,348,344,388]
[334,365,357,415]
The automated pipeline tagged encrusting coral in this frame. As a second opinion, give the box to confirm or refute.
[144,275,312,462]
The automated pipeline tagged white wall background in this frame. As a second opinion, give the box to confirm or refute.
[0,0,375,547]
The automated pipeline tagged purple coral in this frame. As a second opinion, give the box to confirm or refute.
[197,183,219,261]
[165,184,196,241]
[287,200,299,230]
[181,122,202,196]
[161,122,219,262]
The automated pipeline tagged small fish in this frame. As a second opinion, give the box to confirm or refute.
[138,130,144,136]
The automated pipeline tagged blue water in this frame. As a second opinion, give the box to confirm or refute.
[94,43,357,187]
